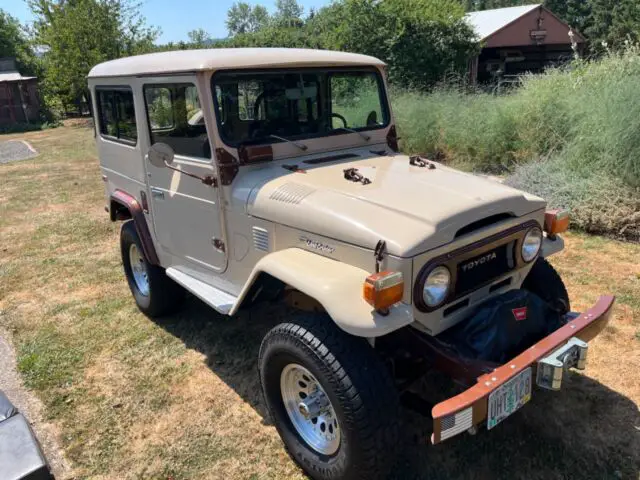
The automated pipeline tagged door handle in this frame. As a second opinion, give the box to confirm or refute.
[150,188,165,200]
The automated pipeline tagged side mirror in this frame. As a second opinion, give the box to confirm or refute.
[148,143,175,168]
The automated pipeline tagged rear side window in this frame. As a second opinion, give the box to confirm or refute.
[143,83,210,159]
[96,88,137,144]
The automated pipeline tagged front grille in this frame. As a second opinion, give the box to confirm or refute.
[454,244,513,296]
[413,220,539,313]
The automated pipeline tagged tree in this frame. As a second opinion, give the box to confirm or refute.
[187,28,212,47]
[0,10,39,76]
[223,0,478,88]
[28,0,158,112]
[226,2,269,36]
[274,0,304,27]
[585,0,640,49]
[306,0,478,88]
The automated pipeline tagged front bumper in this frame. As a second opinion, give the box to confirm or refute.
[431,295,615,444]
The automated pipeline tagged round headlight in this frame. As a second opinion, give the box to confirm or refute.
[522,227,543,262]
[422,266,451,307]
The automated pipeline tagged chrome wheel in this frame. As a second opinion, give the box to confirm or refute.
[280,363,340,455]
[129,244,149,296]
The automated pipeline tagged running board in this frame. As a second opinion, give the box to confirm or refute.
[166,267,237,314]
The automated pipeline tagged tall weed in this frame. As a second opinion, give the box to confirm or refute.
[393,47,640,186]
[392,47,640,239]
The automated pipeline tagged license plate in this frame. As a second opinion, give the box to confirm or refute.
[487,367,532,430]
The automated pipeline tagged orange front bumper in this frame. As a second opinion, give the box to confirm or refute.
[431,295,615,444]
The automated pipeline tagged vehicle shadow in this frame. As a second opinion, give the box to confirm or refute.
[153,296,639,480]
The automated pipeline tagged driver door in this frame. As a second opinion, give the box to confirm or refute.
[142,76,226,273]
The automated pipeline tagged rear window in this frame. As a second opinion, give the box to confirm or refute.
[96,87,137,144]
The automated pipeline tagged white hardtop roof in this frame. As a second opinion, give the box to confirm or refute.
[466,4,541,40]
[88,48,385,78]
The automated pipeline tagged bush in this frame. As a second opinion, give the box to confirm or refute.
[395,48,640,185]
[505,159,640,241]
[0,120,61,134]
[393,47,640,239]
[393,89,524,172]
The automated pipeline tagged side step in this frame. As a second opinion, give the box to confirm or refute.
[166,267,238,314]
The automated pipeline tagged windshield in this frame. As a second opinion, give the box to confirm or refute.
[212,68,389,147]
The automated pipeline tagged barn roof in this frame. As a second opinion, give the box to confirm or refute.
[0,72,37,83]
[466,4,542,41]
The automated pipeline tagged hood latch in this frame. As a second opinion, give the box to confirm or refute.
[410,155,436,169]
[343,167,371,185]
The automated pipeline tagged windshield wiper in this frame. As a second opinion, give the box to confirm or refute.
[333,127,371,142]
[269,134,308,151]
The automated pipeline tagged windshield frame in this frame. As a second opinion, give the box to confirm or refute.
[210,66,391,149]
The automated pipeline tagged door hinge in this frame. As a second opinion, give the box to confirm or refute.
[212,238,225,252]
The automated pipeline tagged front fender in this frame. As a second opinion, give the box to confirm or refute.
[230,248,414,337]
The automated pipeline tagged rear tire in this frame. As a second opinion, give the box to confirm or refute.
[120,221,184,317]
[259,314,399,480]
[522,257,570,314]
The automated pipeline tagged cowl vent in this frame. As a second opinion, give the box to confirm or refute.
[269,183,315,205]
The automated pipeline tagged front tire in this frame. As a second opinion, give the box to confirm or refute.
[120,221,184,317]
[522,257,570,314]
[259,315,399,480]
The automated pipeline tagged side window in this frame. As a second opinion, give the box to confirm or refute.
[144,83,210,159]
[96,88,137,143]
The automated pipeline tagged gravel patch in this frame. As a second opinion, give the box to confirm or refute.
[0,330,72,479]
[0,140,38,164]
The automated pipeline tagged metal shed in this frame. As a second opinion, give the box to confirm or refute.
[466,4,586,85]
[0,58,40,126]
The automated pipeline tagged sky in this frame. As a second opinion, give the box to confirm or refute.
[3,0,332,43]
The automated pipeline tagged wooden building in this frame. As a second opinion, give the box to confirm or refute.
[0,58,40,126]
[466,4,586,85]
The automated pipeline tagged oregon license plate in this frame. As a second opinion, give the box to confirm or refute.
[487,367,532,430]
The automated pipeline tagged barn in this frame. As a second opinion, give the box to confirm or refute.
[466,4,586,85]
[0,58,41,126]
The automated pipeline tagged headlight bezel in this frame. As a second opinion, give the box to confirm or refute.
[422,265,452,308]
[521,227,543,263]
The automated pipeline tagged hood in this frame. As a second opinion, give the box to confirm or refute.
[247,154,545,257]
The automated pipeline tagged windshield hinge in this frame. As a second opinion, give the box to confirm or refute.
[282,164,307,174]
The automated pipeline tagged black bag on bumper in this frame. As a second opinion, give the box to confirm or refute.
[444,290,565,364]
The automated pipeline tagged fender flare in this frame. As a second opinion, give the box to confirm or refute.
[230,248,414,337]
[110,190,160,265]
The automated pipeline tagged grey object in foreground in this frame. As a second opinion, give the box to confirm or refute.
[0,390,52,480]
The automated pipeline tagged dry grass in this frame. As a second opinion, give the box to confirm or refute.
[0,124,638,479]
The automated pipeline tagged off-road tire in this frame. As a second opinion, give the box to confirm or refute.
[259,314,400,480]
[522,257,570,314]
[120,220,184,317]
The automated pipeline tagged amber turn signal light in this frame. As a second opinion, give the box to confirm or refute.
[544,209,570,235]
[363,271,404,311]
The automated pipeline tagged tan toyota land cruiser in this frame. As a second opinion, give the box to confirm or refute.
[89,48,615,480]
